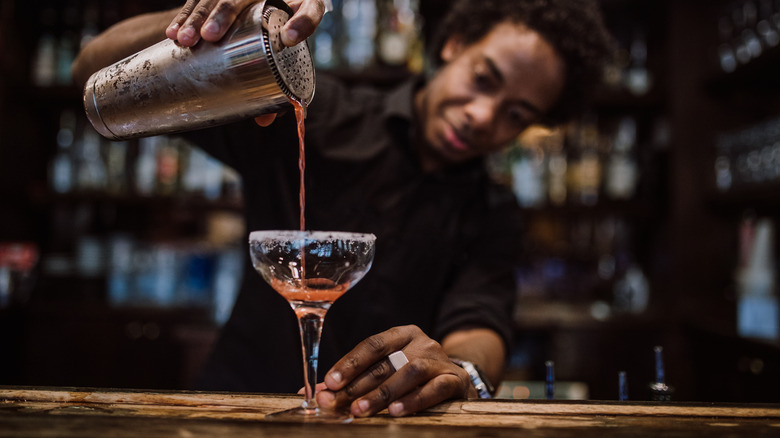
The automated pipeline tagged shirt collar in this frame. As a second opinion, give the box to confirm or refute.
[383,76,423,123]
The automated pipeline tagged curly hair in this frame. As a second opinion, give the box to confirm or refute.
[429,0,615,126]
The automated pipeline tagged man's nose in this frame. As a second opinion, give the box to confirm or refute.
[465,96,498,132]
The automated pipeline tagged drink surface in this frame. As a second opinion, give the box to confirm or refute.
[267,275,349,303]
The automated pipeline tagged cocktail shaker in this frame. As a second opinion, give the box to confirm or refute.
[83,0,315,140]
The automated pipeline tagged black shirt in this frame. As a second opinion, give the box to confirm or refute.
[189,74,519,393]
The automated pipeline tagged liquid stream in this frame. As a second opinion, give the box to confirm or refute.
[291,98,306,232]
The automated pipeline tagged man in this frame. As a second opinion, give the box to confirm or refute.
[72,0,612,417]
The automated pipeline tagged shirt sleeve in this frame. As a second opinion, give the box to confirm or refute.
[433,188,521,351]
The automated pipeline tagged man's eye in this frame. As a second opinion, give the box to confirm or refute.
[473,71,491,89]
[507,108,529,127]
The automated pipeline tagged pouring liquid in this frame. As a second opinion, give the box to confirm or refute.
[291,98,307,232]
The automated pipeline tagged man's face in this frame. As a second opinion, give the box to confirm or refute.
[415,21,566,170]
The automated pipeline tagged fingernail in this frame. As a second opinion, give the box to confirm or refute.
[167,23,180,33]
[181,26,196,41]
[327,371,342,385]
[284,28,299,45]
[202,20,220,36]
[388,401,404,416]
[356,399,370,415]
[318,390,335,407]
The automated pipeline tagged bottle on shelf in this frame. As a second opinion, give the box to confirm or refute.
[312,0,343,69]
[135,136,159,196]
[155,136,180,196]
[568,115,603,206]
[546,131,568,206]
[376,0,423,71]
[105,140,128,195]
[342,0,378,68]
[716,0,780,73]
[649,346,673,401]
[605,116,639,200]
[510,131,546,208]
[32,7,58,87]
[74,128,108,192]
[624,29,652,95]
[736,216,779,341]
[50,109,77,194]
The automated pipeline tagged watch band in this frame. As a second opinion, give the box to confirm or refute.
[450,358,495,399]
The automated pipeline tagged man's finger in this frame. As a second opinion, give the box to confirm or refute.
[323,326,418,391]
[201,0,256,42]
[178,0,219,46]
[281,0,327,46]
[316,356,396,410]
[167,0,198,40]
[348,358,444,418]
[385,374,466,417]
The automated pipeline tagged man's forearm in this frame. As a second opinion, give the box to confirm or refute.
[71,10,178,87]
[441,327,506,388]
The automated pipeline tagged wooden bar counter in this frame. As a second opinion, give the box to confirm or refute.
[1,386,779,437]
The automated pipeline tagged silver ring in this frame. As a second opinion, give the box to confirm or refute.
[387,351,409,371]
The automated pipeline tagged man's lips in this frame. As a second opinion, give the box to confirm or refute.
[443,123,469,152]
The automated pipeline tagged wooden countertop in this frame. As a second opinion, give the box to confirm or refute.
[1,386,779,437]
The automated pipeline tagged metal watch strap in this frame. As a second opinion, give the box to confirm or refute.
[451,358,495,399]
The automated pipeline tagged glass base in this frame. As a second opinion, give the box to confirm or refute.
[265,406,353,424]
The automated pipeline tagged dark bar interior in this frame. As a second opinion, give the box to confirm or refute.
[1,0,779,407]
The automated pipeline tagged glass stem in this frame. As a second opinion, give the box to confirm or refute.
[297,311,325,410]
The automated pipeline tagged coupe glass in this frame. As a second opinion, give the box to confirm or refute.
[249,230,376,423]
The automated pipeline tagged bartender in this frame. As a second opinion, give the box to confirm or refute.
[72,0,612,418]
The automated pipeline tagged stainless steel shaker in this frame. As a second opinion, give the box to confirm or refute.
[83,0,315,140]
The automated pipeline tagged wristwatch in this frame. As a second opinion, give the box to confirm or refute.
[450,358,495,399]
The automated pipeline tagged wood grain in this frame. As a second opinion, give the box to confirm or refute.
[1,386,779,437]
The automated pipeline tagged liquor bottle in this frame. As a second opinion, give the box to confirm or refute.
[135,136,158,196]
[649,346,673,401]
[32,7,57,87]
[613,263,649,314]
[717,9,738,73]
[312,0,342,69]
[50,109,76,194]
[155,136,179,196]
[756,0,779,48]
[79,1,101,50]
[624,30,652,96]
[605,116,639,200]
[618,371,629,401]
[569,116,602,206]
[510,144,544,208]
[342,0,377,68]
[545,129,567,206]
[737,218,779,341]
[76,128,108,192]
[51,1,82,86]
[105,141,128,195]
[376,0,422,69]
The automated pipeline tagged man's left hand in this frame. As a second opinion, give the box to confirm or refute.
[315,325,476,417]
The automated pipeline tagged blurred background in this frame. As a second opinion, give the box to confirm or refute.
[1,0,779,402]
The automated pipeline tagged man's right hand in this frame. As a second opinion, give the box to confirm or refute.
[167,0,329,47]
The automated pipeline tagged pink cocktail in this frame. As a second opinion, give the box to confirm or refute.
[249,230,376,422]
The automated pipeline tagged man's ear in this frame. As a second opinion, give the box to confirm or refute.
[440,35,466,62]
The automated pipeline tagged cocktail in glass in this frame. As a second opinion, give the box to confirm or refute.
[249,230,376,423]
